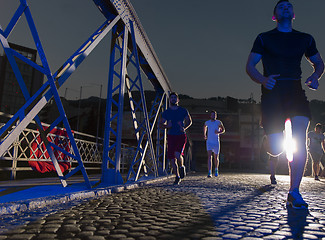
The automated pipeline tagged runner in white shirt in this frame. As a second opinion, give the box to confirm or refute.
[203,111,225,177]
[307,123,325,180]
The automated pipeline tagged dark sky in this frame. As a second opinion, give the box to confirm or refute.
[1,0,325,101]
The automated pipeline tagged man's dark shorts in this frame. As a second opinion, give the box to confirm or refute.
[261,80,311,135]
[167,134,187,159]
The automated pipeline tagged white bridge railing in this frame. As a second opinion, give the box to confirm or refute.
[0,117,135,180]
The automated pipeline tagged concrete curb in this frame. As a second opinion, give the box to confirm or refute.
[0,176,171,215]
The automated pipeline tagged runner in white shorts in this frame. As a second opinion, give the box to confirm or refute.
[203,110,225,177]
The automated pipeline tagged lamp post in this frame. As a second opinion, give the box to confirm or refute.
[76,86,82,133]
[64,87,79,99]
[96,84,103,146]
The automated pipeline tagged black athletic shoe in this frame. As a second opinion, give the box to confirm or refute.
[173,176,181,185]
[287,189,308,209]
[315,176,320,181]
[270,176,277,184]
[179,166,186,179]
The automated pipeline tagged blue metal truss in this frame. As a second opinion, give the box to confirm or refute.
[0,0,93,187]
[1,0,173,187]
[126,90,168,181]
[101,19,170,185]
[0,0,118,188]
[101,22,128,185]
[155,94,169,175]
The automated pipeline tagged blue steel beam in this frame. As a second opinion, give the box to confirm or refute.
[92,0,172,94]
[101,23,128,185]
[124,21,158,181]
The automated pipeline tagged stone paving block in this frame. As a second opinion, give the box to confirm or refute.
[111,228,129,234]
[273,230,292,237]
[304,230,325,238]
[7,234,34,240]
[85,236,105,240]
[138,236,156,240]
[235,226,255,231]
[128,232,146,238]
[201,237,222,240]
[32,233,57,239]
[76,231,94,237]
[222,233,242,239]
[24,228,41,234]
[241,237,260,240]
[302,233,319,239]
[59,225,81,233]
[262,235,286,239]
[108,233,128,238]
[95,230,110,235]
[41,227,58,233]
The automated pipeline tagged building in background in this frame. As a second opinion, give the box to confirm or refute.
[0,43,44,115]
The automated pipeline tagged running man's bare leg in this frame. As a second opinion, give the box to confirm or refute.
[290,116,309,191]
[171,158,180,177]
[207,150,213,172]
[266,133,283,184]
[269,155,278,178]
[313,161,320,179]
[175,151,186,179]
[266,132,284,157]
[213,152,219,171]
[175,151,184,167]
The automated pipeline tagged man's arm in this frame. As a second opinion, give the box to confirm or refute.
[322,134,325,153]
[306,132,311,147]
[183,113,192,131]
[203,124,207,140]
[246,52,279,90]
[218,122,226,134]
[305,53,325,90]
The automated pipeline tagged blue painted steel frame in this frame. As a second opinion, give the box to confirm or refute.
[0,0,124,188]
[124,21,158,181]
[0,0,72,187]
[101,23,128,185]
[1,0,171,187]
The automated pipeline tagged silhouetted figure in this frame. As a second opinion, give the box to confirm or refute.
[246,0,324,209]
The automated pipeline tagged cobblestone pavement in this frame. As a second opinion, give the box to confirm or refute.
[0,173,325,239]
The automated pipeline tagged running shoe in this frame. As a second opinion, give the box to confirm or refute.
[215,169,219,177]
[270,176,277,184]
[287,189,308,209]
[179,166,186,179]
[173,176,181,185]
[207,174,212,178]
[315,176,320,181]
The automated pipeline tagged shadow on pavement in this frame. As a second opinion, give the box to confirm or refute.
[287,207,308,240]
[202,184,276,220]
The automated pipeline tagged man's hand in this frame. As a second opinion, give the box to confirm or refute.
[261,74,280,90]
[166,120,172,129]
[305,74,319,90]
